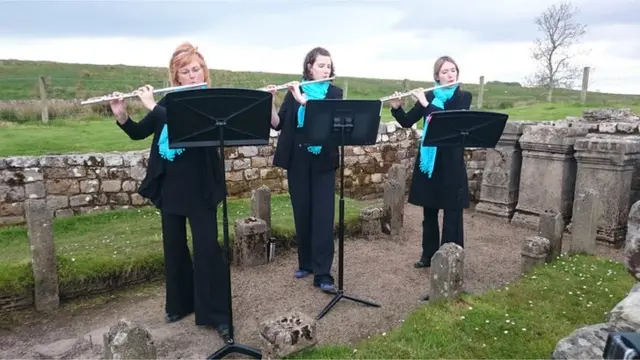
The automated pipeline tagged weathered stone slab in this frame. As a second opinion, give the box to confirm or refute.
[382,179,404,239]
[476,121,532,220]
[573,134,640,245]
[538,212,564,262]
[259,311,317,359]
[24,199,59,311]
[251,185,271,229]
[551,323,623,359]
[624,200,640,280]
[360,205,384,236]
[233,217,269,267]
[521,236,550,274]
[569,189,601,255]
[103,319,156,360]
[512,125,588,229]
[606,291,640,331]
[429,243,464,301]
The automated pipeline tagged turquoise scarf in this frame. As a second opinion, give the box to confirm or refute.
[157,83,207,161]
[419,82,458,177]
[158,124,185,161]
[297,79,330,155]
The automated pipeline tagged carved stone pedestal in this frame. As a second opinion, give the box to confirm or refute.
[512,125,588,229]
[573,134,640,246]
[476,122,531,220]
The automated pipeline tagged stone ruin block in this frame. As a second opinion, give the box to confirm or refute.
[103,319,156,360]
[233,217,269,267]
[379,163,408,239]
[521,236,550,274]
[259,311,317,359]
[476,121,531,220]
[359,205,384,236]
[583,108,640,123]
[538,211,564,262]
[573,134,640,246]
[429,243,464,302]
[251,185,271,229]
[24,199,59,312]
[512,124,588,229]
[624,200,640,280]
[569,189,601,255]
[387,163,407,194]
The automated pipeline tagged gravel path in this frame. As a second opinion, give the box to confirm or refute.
[0,203,624,359]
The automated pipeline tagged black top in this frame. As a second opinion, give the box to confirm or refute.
[116,96,225,215]
[391,87,473,209]
[271,84,344,172]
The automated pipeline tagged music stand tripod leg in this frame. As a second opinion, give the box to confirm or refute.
[206,121,262,360]
[316,113,381,321]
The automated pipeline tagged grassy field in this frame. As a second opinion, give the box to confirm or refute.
[1,59,639,156]
[0,193,366,296]
[293,255,635,359]
[2,59,640,112]
[3,102,640,157]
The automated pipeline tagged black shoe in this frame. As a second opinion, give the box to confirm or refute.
[216,324,232,343]
[165,312,192,323]
[414,260,429,268]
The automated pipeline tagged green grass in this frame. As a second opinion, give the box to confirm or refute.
[2,59,640,108]
[291,255,634,359]
[0,193,366,296]
[506,102,640,121]
[3,102,640,157]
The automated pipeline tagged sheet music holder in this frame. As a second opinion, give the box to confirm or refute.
[165,87,272,359]
[300,99,383,320]
[419,109,508,302]
[421,110,509,148]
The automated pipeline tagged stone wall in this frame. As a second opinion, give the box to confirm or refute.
[0,122,487,226]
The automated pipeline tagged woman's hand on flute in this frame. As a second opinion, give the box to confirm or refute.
[389,91,402,109]
[109,92,128,125]
[134,85,157,111]
[287,81,307,106]
[412,88,429,108]
[264,84,278,104]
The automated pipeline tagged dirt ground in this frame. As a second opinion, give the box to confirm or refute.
[0,203,625,359]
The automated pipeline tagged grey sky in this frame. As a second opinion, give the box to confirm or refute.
[1,0,639,94]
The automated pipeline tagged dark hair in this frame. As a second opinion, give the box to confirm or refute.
[302,47,335,80]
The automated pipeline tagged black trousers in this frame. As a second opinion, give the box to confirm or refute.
[420,207,464,265]
[160,209,230,327]
[287,148,336,285]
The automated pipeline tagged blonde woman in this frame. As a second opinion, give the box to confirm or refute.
[389,55,472,270]
[109,42,230,342]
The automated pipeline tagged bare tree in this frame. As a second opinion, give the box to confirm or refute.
[528,1,587,102]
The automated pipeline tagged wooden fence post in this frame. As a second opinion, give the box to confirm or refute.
[477,75,485,109]
[580,67,590,104]
[38,76,49,123]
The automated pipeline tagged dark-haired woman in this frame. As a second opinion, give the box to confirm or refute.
[266,47,342,293]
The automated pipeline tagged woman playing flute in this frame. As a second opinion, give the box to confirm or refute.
[108,42,231,342]
[389,55,472,269]
[265,47,343,293]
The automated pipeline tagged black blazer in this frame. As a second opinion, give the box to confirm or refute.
[391,87,473,209]
[271,84,344,172]
[116,96,225,214]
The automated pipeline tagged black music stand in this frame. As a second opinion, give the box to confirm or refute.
[419,109,508,302]
[300,99,382,320]
[165,87,272,359]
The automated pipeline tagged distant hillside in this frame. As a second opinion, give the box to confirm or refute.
[1,59,640,110]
